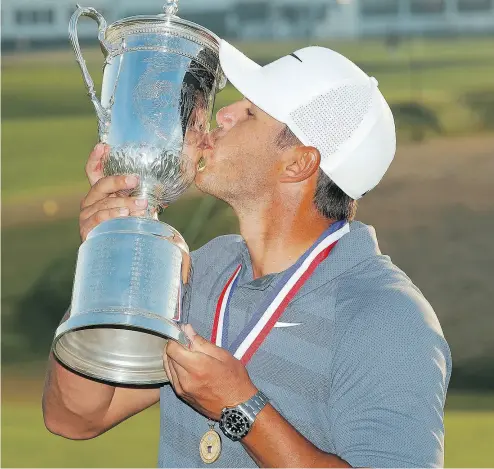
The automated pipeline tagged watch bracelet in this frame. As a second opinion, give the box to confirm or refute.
[237,390,270,424]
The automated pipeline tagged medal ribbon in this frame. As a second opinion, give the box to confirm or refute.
[210,221,350,365]
[210,264,242,347]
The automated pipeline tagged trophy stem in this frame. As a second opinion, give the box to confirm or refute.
[145,208,160,220]
[131,183,163,219]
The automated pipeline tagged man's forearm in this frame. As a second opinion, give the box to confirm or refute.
[43,308,117,439]
[242,404,351,468]
[42,353,116,439]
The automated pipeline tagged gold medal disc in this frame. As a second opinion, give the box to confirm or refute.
[197,156,206,173]
[199,428,222,464]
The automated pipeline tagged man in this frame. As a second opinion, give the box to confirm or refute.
[43,41,452,468]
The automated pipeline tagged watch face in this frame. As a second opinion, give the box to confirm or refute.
[220,408,251,441]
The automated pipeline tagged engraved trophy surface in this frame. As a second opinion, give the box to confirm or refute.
[52,0,226,385]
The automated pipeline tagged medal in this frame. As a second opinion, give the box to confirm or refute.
[211,220,350,364]
[199,421,222,464]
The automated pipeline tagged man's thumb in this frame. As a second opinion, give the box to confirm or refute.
[184,324,222,356]
[184,324,205,348]
[86,143,108,186]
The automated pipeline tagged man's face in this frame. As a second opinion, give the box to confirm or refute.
[194,98,286,203]
[181,92,209,174]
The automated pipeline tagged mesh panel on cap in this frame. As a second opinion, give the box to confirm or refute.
[290,83,374,161]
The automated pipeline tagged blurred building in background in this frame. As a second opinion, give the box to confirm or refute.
[2,0,494,49]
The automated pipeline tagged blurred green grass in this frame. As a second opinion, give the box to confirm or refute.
[2,391,494,468]
[2,36,494,364]
[0,88,240,203]
[1,198,236,300]
[2,37,494,201]
[2,117,96,202]
[1,196,239,358]
[234,36,494,63]
[2,37,494,468]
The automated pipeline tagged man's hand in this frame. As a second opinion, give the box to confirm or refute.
[79,143,149,241]
[165,326,351,468]
[164,325,258,420]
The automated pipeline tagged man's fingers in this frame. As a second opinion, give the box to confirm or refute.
[166,339,204,372]
[169,357,190,385]
[80,197,148,221]
[130,209,148,217]
[163,348,178,389]
[85,143,108,186]
[164,343,184,395]
[167,351,196,399]
[183,324,197,340]
[167,359,183,395]
[80,207,130,241]
[81,174,139,208]
[166,339,190,364]
[185,325,228,359]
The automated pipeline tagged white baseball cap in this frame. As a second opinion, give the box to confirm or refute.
[219,40,396,200]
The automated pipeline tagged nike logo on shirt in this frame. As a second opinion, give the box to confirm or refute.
[274,322,303,328]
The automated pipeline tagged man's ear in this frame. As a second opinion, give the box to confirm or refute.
[280,146,321,183]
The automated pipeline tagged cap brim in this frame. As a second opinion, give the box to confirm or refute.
[219,40,285,123]
[220,39,262,77]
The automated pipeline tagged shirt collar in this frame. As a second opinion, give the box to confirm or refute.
[235,221,381,292]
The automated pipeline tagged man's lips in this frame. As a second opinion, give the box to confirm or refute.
[196,126,225,170]
[208,126,226,146]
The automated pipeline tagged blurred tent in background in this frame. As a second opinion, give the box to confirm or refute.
[2,0,494,49]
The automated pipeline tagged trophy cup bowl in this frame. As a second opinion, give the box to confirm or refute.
[51,1,226,385]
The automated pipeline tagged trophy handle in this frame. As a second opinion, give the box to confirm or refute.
[69,5,111,139]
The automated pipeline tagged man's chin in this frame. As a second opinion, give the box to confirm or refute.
[194,166,228,202]
[193,170,214,195]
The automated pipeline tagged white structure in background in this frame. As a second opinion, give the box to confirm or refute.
[2,0,494,47]
[0,0,231,47]
[352,0,494,37]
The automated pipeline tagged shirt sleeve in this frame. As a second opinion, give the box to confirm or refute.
[329,284,452,468]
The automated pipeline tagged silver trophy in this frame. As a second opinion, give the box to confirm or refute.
[51,1,226,385]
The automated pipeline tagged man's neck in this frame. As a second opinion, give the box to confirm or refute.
[235,196,335,280]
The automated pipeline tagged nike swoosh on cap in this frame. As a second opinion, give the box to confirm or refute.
[289,52,303,63]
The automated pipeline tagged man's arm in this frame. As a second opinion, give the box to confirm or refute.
[164,327,350,467]
[241,404,351,468]
[43,308,159,440]
[42,145,161,440]
[165,284,451,469]
[326,288,452,468]
[42,353,160,440]
[243,285,451,469]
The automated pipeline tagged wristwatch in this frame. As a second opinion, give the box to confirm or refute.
[219,390,270,442]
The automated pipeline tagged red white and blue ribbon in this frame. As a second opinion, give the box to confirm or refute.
[210,220,350,365]
[210,264,242,348]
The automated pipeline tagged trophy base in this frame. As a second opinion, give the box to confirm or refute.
[52,312,189,386]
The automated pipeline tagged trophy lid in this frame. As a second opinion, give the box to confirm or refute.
[105,1,221,57]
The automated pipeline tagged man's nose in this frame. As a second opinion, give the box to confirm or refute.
[215,105,237,131]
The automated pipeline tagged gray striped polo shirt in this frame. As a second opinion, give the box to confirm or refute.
[158,221,452,468]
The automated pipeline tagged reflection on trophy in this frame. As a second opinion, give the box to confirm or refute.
[51,0,226,385]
